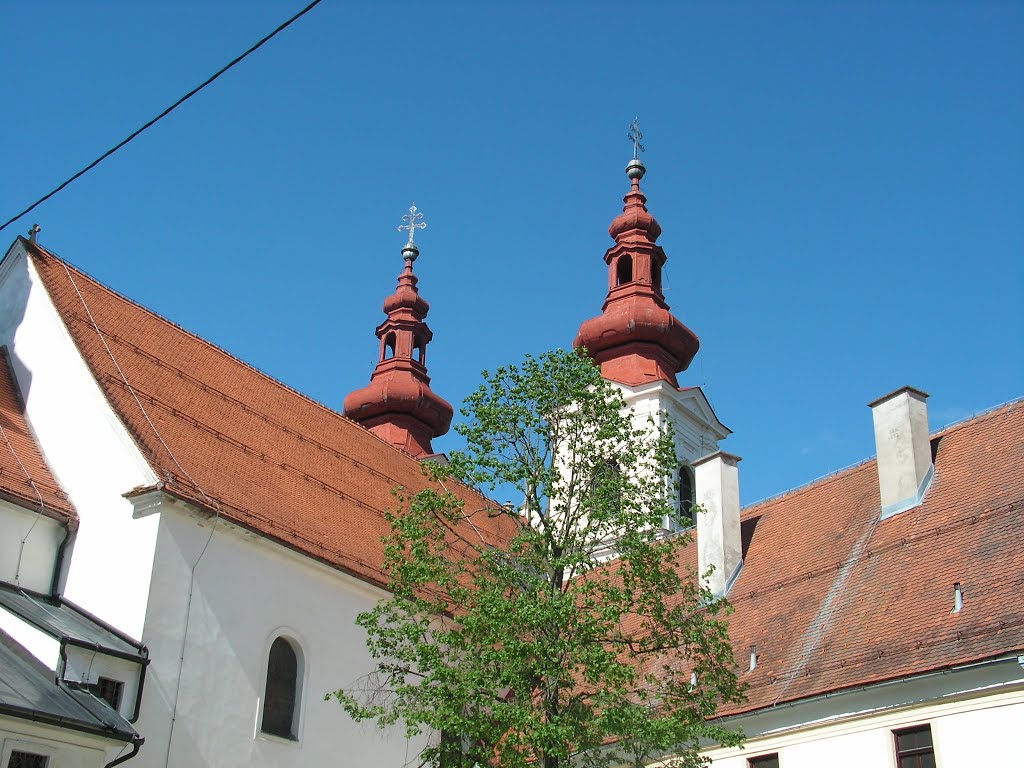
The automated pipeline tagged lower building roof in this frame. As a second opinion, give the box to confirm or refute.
[0,629,137,742]
[0,582,146,662]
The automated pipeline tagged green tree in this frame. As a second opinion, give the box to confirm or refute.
[332,349,744,768]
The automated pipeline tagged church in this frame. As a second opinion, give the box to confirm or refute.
[0,143,1020,768]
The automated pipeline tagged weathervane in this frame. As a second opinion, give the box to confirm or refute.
[398,204,427,247]
[628,117,645,160]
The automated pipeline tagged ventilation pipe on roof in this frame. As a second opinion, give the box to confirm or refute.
[868,386,933,519]
[694,451,743,598]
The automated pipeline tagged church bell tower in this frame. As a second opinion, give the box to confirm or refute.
[343,205,454,458]
[574,122,731,525]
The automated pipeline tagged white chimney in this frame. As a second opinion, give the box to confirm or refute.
[868,386,933,519]
[694,451,743,597]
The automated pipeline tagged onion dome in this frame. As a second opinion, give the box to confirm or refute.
[343,206,453,458]
[574,148,700,388]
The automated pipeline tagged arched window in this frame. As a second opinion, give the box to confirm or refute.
[383,333,397,360]
[615,254,633,286]
[261,637,302,740]
[590,459,622,516]
[415,337,426,364]
[652,261,663,293]
[675,465,696,529]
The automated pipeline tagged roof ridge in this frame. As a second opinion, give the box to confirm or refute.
[22,238,446,469]
[931,397,1022,437]
[744,398,1023,512]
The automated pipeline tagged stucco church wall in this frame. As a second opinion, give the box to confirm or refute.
[0,500,64,593]
[135,500,425,768]
[0,246,159,639]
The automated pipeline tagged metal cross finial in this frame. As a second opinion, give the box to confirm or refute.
[628,117,645,160]
[398,204,427,246]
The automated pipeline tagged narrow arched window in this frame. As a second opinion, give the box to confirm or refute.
[590,459,622,516]
[675,465,695,529]
[652,261,663,293]
[383,333,397,360]
[415,338,426,364]
[616,254,633,286]
[261,637,301,740]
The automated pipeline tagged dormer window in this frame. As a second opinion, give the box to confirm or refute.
[90,676,124,711]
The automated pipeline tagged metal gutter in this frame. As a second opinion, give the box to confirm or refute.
[0,701,136,743]
[105,737,144,767]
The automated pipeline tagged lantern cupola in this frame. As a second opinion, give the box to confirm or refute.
[343,205,453,458]
[574,123,700,387]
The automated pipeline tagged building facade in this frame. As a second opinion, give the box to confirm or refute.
[0,149,1020,768]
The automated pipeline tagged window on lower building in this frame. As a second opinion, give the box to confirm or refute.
[894,724,935,768]
[8,752,49,768]
[91,676,124,710]
[261,636,302,740]
[747,754,779,768]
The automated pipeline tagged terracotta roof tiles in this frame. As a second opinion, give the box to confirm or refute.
[718,401,1024,715]
[0,346,75,521]
[18,238,1023,716]
[24,240,509,589]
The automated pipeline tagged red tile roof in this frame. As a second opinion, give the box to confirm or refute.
[716,400,1024,715]
[0,347,75,522]
[23,240,510,590]
[18,238,1023,715]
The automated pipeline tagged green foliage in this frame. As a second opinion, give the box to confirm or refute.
[331,349,744,768]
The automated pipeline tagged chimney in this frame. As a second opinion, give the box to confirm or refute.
[694,451,743,597]
[868,386,934,519]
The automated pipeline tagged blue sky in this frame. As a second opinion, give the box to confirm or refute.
[2,1,1021,505]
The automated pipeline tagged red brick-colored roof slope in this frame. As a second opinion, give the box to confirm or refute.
[0,347,75,522]
[715,400,1024,715]
[22,239,511,589]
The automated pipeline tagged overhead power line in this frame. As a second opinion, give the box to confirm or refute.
[0,0,325,235]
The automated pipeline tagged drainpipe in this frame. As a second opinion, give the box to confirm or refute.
[106,737,144,767]
[50,518,78,596]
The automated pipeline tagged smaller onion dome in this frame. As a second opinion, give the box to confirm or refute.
[343,206,453,458]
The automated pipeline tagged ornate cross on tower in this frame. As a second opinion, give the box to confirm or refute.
[628,117,645,160]
[398,204,427,247]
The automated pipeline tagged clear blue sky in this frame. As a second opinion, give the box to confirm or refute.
[3,1,1021,505]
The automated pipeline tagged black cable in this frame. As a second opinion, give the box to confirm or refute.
[0,0,325,235]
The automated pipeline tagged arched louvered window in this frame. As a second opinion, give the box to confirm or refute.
[616,254,634,286]
[383,333,397,360]
[663,465,696,532]
[261,637,302,740]
[675,465,696,529]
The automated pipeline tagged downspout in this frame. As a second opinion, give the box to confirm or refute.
[50,518,78,596]
[129,654,150,723]
[106,737,144,767]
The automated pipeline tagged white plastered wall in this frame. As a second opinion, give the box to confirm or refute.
[133,497,426,768]
[0,499,65,593]
[1,718,126,768]
[692,669,1024,767]
[619,381,728,472]
[0,243,159,639]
